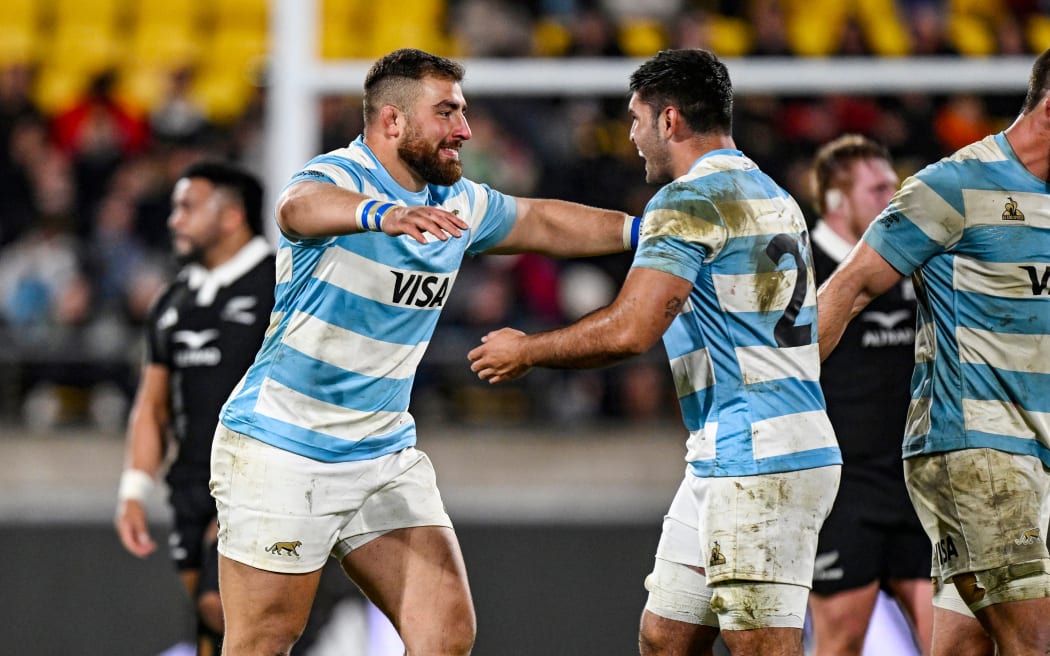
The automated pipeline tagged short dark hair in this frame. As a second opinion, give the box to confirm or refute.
[180,160,264,235]
[1022,48,1050,114]
[811,134,891,213]
[628,49,733,135]
[363,49,466,126]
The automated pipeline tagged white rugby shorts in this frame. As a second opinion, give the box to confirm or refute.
[655,465,840,587]
[210,425,452,573]
[906,448,1050,582]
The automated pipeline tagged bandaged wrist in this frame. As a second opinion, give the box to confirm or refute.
[623,215,642,250]
[355,199,396,232]
[118,469,155,501]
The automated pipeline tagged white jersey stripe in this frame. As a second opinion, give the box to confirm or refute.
[751,409,838,460]
[963,398,1050,441]
[895,178,965,249]
[314,246,459,310]
[954,256,1050,297]
[254,377,405,441]
[712,269,815,314]
[281,310,428,380]
[737,343,822,384]
[957,327,1050,374]
[669,347,714,397]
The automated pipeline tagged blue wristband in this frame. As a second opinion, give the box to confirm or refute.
[356,200,396,231]
[625,215,642,249]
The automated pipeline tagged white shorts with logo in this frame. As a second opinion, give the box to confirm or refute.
[655,465,840,586]
[905,448,1050,588]
[210,425,453,574]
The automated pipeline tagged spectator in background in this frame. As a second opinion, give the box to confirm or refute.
[806,134,932,656]
[50,69,150,235]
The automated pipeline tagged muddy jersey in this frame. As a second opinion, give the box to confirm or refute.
[811,221,916,472]
[219,137,517,463]
[632,149,840,477]
[146,237,275,483]
[863,131,1050,466]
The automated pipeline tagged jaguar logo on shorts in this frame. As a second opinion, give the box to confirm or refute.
[265,540,303,557]
[1014,527,1042,546]
[709,541,727,567]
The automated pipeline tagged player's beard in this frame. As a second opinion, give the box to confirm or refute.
[399,126,463,186]
[642,142,674,185]
[172,235,206,266]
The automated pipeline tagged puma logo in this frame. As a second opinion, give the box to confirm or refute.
[265,540,302,557]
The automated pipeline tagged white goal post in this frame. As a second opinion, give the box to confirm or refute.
[266,0,1035,212]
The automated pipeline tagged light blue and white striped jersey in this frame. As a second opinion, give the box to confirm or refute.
[220,137,517,462]
[633,149,840,478]
[863,132,1050,467]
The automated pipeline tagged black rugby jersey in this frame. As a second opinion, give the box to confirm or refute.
[145,237,275,484]
[812,222,916,473]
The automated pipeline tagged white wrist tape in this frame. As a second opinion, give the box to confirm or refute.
[355,199,395,232]
[623,215,642,250]
[118,469,155,502]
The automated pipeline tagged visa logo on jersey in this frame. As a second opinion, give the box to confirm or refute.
[389,270,451,308]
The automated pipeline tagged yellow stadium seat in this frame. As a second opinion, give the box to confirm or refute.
[618,18,667,57]
[708,16,753,57]
[1028,15,1050,52]
[211,0,269,31]
[948,13,997,55]
[0,0,42,65]
[856,0,911,56]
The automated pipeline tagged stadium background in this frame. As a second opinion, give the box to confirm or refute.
[0,0,1046,653]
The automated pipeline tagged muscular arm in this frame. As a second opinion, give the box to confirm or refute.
[817,241,904,360]
[276,180,468,244]
[486,196,631,257]
[468,267,691,383]
[114,364,171,558]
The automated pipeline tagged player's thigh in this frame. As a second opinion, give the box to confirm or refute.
[930,604,993,656]
[340,526,474,632]
[218,553,323,641]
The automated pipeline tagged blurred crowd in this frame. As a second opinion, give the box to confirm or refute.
[0,0,1043,431]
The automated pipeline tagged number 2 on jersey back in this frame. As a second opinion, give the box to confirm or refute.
[764,232,812,348]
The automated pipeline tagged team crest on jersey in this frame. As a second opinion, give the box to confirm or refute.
[1002,196,1025,221]
[709,541,727,567]
[222,295,259,325]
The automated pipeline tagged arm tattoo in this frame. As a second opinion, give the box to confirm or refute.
[664,296,684,319]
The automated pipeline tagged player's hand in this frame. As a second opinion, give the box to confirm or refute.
[115,499,157,558]
[468,327,532,383]
[382,205,468,244]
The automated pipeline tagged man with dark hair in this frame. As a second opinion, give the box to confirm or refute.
[211,48,638,655]
[114,160,274,656]
[469,48,841,656]
[817,49,1050,655]
[806,135,933,656]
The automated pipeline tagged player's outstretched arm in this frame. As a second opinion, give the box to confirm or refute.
[276,180,467,244]
[115,364,170,558]
[468,267,690,383]
[486,196,636,257]
[817,241,903,360]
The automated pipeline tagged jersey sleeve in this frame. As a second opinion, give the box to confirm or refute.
[631,182,720,281]
[862,164,963,277]
[464,183,518,255]
[143,288,174,368]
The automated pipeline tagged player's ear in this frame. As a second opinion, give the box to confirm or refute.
[380,104,402,137]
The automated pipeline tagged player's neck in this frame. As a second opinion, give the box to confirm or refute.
[201,232,255,271]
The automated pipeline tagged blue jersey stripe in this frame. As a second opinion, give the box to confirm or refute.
[268,347,414,412]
